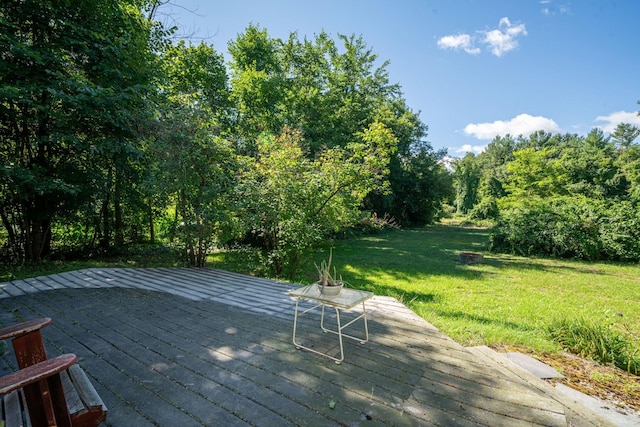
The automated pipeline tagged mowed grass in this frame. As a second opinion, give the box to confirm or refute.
[287,225,640,354]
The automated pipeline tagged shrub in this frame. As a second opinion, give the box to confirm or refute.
[358,212,399,233]
[600,201,640,261]
[489,199,558,257]
[548,318,640,376]
[490,196,640,261]
[470,196,499,220]
[552,198,603,259]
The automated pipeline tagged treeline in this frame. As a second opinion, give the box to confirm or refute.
[452,125,640,261]
[0,1,451,274]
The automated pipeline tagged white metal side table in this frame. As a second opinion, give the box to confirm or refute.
[288,284,373,364]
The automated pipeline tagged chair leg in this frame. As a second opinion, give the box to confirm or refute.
[23,374,72,427]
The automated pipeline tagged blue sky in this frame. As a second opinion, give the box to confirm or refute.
[161,0,640,156]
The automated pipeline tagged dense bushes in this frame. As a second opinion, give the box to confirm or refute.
[599,201,640,260]
[457,128,640,262]
[490,197,640,261]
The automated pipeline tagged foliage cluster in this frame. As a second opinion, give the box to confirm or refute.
[1,0,161,262]
[453,126,640,261]
[548,318,639,375]
[490,197,640,260]
[0,3,451,274]
[355,212,400,234]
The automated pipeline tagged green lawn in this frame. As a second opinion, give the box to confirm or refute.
[273,225,640,354]
[344,226,639,353]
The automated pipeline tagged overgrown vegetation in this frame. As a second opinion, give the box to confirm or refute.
[2,2,639,275]
[1,2,450,275]
[548,318,639,375]
[453,127,640,261]
[489,197,640,261]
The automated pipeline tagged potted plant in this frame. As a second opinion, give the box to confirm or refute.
[315,248,345,296]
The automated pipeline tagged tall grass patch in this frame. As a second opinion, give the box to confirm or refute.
[548,318,640,375]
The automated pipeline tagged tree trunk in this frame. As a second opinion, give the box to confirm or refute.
[23,215,52,262]
[196,222,206,267]
[148,200,155,243]
[0,209,20,261]
[114,173,124,247]
[100,196,110,249]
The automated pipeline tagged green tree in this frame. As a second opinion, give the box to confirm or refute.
[230,26,443,226]
[370,140,451,225]
[611,122,640,149]
[280,31,403,155]
[227,24,285,150]
[151,40,236,266]
[237,124,396,276]
[502,147,566,202]
[471,135,516,219]
[0,0,163,261]
[490,128,640,261]
[559,129,621,198]
[616,144,640,202]
[452,153,481,214]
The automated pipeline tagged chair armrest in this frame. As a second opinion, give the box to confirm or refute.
[0,318,52,341]
[0,354,77,395]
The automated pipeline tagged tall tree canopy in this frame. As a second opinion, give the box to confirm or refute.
[151,40,236,266]
[1,12,449,272]
[0,0,163,261]
[455,123,640,261]
[228,25,449,226]
[236,124,396,275]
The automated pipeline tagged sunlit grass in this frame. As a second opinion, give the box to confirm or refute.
[285,225,640,354]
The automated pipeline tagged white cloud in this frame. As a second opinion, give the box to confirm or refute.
[440,155,455,170]
[482,17,527,57]
[540,1,571,16]
[595,111,640,133]
[437,34,481,55]
[464,113,561,140]
[454,144,487,154]
[437,17,527,57]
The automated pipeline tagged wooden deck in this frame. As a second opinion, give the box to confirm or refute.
[0,268,612,426]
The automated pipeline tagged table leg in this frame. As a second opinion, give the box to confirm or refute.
[292,299,302,349]
[322,303,369,344]
[293,301,345,364]
[326,306,344,364]
[292,298,370,364]
[361,301,369,344]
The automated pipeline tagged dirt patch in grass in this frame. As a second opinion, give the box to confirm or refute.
[539,351,640,413]
[497,345,640,415]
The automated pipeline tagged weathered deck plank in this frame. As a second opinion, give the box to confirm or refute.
[0,268,614,426]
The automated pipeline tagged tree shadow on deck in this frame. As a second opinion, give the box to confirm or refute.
[0,282,563,426]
